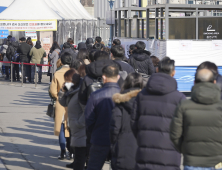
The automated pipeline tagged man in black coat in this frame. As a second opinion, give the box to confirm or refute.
[60,42,77,59]
[93,36,104,50]
[85,65,120,170]
[131,57,186,170]
[170,68,222,170]
[17,37,31,83]
[111,45,135,74]
[128,41,154,75]
[78,51,115,106]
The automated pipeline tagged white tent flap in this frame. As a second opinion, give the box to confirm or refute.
[0,0,96,20]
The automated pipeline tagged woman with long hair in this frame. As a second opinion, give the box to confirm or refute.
[110,73,144,170]
[49,41,61,82]
[76,48,90,65]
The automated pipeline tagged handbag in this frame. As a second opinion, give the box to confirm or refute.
[46,99,56,118]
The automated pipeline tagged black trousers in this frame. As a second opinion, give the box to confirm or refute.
[5,66,9,78]
[21,64,27,82]
[87,145,110,170]
[13,64,19,80]
[26,65,31,82]
[73,147,87,170]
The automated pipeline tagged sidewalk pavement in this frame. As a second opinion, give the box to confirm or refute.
[0,75,110,170]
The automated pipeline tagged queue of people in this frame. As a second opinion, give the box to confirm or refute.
[47,36,222,170]
[0,35,46,83]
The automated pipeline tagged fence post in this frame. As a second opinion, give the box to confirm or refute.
[35,64,37,88]
[21,62,23,86]
[52,65,54,80]
[11,61,13,83]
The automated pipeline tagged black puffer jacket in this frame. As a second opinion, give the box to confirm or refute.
[110,89,140,170]
[17,42,31,63]
[128,49,154,75]
[60,48,77,59]
[131,73,186,170]
[78,59,115,105]
[170,82,222,167]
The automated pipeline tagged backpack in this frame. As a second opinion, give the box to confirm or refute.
[131,57,150,86]
[12,51,20,62]
[87,78,103,99]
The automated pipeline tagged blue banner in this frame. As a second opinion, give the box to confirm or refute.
[0,29,8,39]
[175,66,222,92]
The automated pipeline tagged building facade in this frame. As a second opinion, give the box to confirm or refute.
[94,0,146,45]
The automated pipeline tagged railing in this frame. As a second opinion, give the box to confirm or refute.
[0,61,52,88]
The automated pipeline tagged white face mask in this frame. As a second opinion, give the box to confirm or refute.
[65,82,74,90]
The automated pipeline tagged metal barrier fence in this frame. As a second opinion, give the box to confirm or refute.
[0,61,52,88]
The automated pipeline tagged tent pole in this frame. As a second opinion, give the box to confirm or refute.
[81,19,83,42]
[91,21,93,38]
[86,20,88,40]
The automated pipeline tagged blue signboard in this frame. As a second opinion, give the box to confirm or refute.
[0,30,9,39]
[175,66,222,92]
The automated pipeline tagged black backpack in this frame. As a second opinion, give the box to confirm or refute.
[87,78,103,99]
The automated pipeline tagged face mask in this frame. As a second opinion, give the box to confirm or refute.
[65,82,74,91]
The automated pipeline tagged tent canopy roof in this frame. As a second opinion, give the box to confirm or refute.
[0,0,96,20]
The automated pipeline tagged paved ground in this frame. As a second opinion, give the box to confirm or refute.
[0,75,110,170]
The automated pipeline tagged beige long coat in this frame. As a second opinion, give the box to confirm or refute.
[50,65,70,137]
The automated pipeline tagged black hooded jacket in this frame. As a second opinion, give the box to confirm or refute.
[128,49,155,75]
[110,88,140,170]
[78,59,115,105]
[60,43,77,59]
[17,42,31,63]
[131,73,185,170]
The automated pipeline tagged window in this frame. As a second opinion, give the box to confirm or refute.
[169,18,196,39]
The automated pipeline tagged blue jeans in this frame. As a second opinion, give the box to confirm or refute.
[184,166,222,170]
[59,123,66,150]
[31,65,42,82]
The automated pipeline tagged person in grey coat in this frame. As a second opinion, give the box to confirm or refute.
[49,42,61,82]
[58,69,86,170]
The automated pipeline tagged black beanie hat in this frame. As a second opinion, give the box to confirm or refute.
[78,42,87,50]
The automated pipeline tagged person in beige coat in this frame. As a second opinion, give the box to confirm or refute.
[49,52,72,159]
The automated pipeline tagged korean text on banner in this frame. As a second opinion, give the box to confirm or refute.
[0,20,57,31]
[25,31,37,42]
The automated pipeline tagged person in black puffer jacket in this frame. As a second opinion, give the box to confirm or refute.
[131,57,186,170]
[128,41,154,76]
[60,42,77,60]
[110,73,144,170]
[17,37,31,83]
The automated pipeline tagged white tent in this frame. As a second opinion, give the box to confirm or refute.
[44,0,95,20]
[0,0,61,20]
[0,0,97,44]
[0,0,14,8]
[0,0,95,20]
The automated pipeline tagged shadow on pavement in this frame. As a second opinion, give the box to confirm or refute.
[10,91,50,107]
[0,117,70,170]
